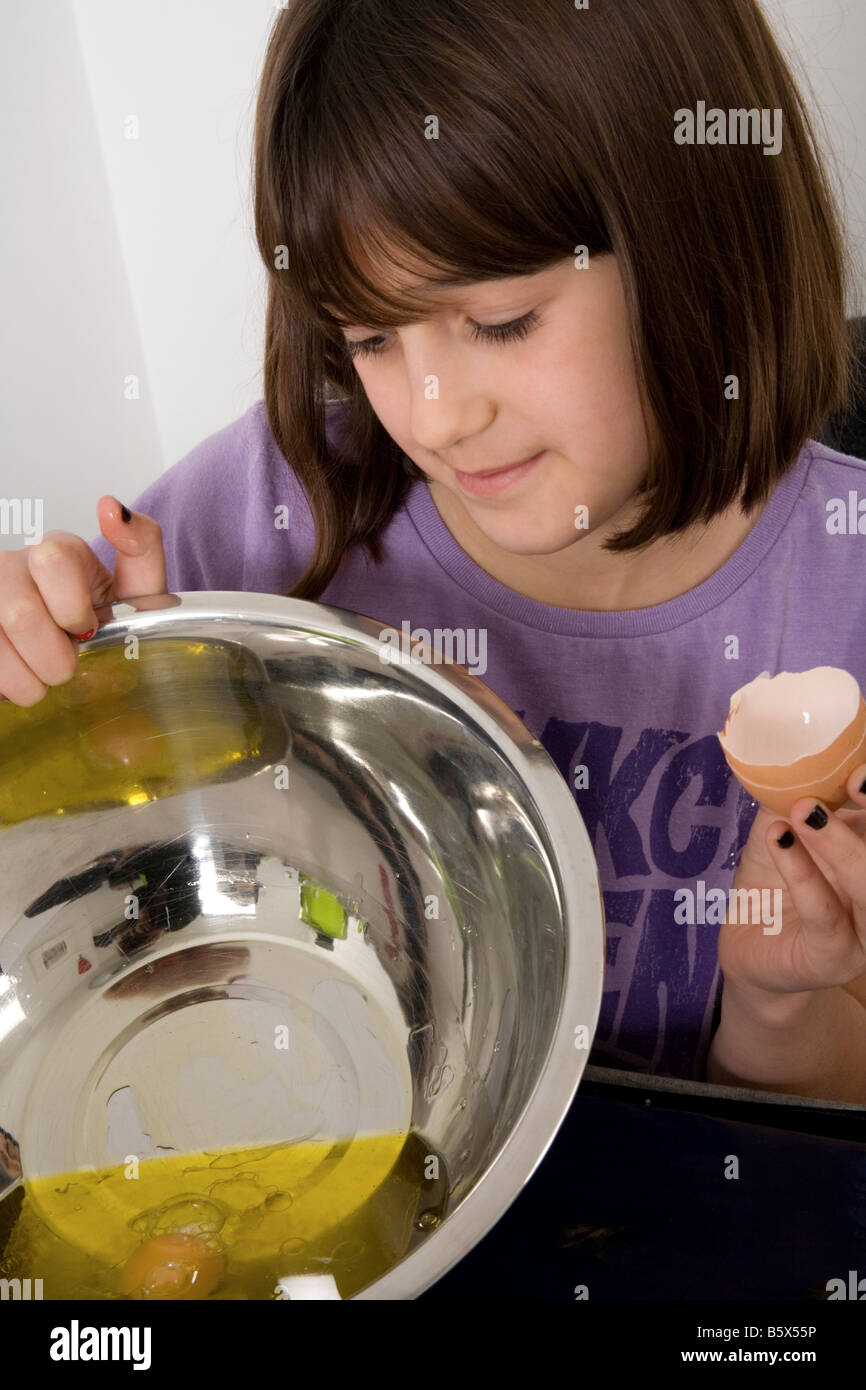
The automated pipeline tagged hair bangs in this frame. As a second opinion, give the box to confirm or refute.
[270,5,609,339]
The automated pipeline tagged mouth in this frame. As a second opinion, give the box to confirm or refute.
[454,452,545,498]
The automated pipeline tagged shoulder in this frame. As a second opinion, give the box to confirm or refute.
[90,399,350,592]
[152,399,290,501]
[130,396,349,502]
[803,435,866,477]
[105,403,279,591]
[114,400,275,527]
[187,396,351,501]
[799,437,866,530]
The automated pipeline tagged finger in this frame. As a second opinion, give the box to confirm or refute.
[766,815,857,957]
[739,804,781,872]
[846,761,866,804]
[0,623,56,706]
[773,806,866,900]
[832,807,866,833]
[95,496,167,602]
[27,532,113,642]
[783,796,866,940]
[0,538,107,700]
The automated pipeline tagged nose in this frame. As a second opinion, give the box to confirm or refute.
[401,326,494,455]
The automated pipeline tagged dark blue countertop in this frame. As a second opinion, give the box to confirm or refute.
[421,1074,866,1301]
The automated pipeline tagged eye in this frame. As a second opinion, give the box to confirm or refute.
[344,309,541,361]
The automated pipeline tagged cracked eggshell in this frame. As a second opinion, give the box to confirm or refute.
[717,666,866,818]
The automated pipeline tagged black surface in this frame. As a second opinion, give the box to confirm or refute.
[420,1080,866,1301]
[818,314,866,460]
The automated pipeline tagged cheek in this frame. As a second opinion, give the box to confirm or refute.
[355,372,418,456]
[558,359,649,468]
[520,324,633,433]
[555,332,639,413]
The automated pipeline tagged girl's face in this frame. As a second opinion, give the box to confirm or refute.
[339,253,652,559]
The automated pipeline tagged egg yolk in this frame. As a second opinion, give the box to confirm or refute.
[119,1233,223,1299]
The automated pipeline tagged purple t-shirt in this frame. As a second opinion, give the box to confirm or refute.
[90,399,866,1082]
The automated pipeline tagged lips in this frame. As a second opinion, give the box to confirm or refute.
[463,454,541,478]
[454,451,545,499]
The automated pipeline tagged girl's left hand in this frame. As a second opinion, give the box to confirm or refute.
[718,762,866,994]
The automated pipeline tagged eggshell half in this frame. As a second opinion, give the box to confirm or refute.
[717,667,866,817]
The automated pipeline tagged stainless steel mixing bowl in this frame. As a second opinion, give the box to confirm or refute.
[0,591,603,1299]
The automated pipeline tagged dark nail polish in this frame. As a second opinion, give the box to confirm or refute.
[860,777,866,796]
[776,829,795,848]
[805,805,828,830]
[121,505,132,523]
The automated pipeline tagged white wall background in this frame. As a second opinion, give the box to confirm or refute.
[1,0,865,550]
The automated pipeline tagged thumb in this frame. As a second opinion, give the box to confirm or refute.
[96,495,167,603]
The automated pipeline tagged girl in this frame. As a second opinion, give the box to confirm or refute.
[5,0,866,1100]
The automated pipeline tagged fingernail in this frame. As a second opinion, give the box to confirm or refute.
[777,829,795,848]
[73,628,96,641]
[805,804,828,830]
[120,505,132,523]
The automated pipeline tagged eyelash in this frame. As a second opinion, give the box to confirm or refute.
[344,309,541,360]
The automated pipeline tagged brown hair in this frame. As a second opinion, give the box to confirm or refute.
[252,0,856,601]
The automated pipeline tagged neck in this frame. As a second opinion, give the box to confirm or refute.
[426,482,768,612]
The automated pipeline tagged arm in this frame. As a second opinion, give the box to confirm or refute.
[707,976,866,1103]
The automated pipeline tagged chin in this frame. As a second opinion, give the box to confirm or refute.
[481,523,589,558]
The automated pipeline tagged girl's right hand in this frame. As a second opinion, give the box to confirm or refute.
[0,496,166,707]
